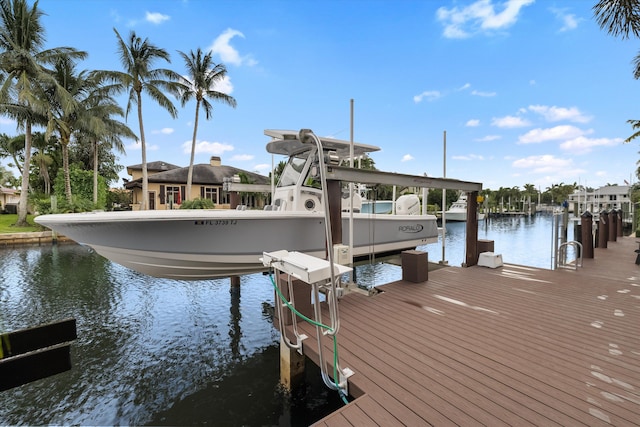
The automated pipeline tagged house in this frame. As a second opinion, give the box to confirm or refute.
[567,185,633,222]
[124,156,271,210]
[0,187,19,213]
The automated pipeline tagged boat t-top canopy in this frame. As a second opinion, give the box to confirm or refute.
[264,129,380,158]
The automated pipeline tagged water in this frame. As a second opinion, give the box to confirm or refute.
[0,245,343,426]
[419,212,575,270]
[0,212,568,425]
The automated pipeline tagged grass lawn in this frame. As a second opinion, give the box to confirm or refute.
[0,214,41,233]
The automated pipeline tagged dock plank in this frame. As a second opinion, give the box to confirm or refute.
[286,234,640,426]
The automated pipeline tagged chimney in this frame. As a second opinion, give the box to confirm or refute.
[210,156,221,166]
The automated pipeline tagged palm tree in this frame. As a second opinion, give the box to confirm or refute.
[30,131,54,194]
[0,0,85,225]
[177,48,237,200]
[0,163,13,187]
[78,93,135,205]
[0,133,24,173]
[97,28,186,210]
[44,55,96,203]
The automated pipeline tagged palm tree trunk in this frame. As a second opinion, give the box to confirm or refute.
[137,93,148,210]
[16,120,32,226]
[62,141,72,204]
[43,166,50,195]
[186,99,201,201]
[93,139,99,205]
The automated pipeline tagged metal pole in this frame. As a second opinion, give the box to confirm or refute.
[349,99,355,282]
[441,130,447,265]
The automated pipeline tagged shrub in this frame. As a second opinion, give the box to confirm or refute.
[180,198,215,209]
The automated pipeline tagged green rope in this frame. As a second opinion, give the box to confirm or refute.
[269,271,349,404]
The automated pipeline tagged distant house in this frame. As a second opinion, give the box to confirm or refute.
[0,187,19,213]
[567,185,633,221]
[124,156,270,210]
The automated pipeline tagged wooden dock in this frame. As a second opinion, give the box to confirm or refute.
[287,235,640,426]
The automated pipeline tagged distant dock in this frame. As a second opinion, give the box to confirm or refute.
[284,235,640,425]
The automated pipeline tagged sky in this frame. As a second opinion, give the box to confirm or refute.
[1,0,639,192]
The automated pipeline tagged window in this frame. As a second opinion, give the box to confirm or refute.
[204,187,218,204]
[220,191,230,205]
[166,186,181,204]
[278,155,307,187]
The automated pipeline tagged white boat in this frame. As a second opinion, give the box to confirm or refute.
[444,193,486,222]
[35,129,439,280]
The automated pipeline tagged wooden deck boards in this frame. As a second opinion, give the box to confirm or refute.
[292,235,640,426]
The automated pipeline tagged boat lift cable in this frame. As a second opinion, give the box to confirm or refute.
[268,271,349,404]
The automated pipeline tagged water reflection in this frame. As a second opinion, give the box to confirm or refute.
[0,244,340,426]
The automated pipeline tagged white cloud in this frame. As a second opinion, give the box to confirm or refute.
[518,125,590,144]
[559,136,622,154]
[0,116,16,128]
[436,0,535,39]
[471,89,496,97]
[458,83,471,91]
[512,154,574,173]
[413,90,441,103]
[528,105,591,123]
[215,75,234,95]
[491,115,530,128]
[209,28,257,67]
[466,119,480,127]
[127,140,159,151]
[186,73,234,95]
[230,154,254,161]
[146,12,170,24]
[402,154,414,162]
[475,135,501,142]
[152,128,174,135]
[452,154,484,161]
[550,7,580,32]
[254,163,271,173]
[181,140,234,155]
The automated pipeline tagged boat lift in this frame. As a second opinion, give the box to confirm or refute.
[261,250,354,396]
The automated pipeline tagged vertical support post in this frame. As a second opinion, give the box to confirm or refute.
[609,209,618,242]
[581,211,594,258]
[465,191,479,267]
[280,335,305,391]
[598,210,609,248]
[327,180,343,247]
[616,209,623,237]
[230,192,240,209]
[230,275,240,287]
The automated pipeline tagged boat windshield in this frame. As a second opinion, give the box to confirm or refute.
[278,155,307,187]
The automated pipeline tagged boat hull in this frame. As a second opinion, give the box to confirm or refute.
[443,212,486,222]
[36,210,438,279]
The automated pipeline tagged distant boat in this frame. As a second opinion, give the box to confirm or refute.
[36,129,439,280]
[444,193,485,222]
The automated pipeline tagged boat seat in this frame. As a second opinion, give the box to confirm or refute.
[264,205,273,211]
[236,205,247,211]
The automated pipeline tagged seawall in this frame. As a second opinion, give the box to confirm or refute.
[0,231,73,246]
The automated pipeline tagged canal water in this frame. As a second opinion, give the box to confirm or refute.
[0,212,569,425]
